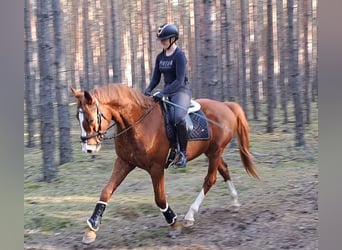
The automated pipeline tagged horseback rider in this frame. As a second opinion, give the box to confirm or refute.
[144,23,192,168]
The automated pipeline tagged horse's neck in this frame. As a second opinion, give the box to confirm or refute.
[109,101,149,128]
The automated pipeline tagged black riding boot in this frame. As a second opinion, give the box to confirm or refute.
[175,123,188,168]
[87,201,107,232]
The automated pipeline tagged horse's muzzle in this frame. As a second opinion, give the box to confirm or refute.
[82,142,102,153]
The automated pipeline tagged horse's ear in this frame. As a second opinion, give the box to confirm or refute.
[70,87,83,98]
[84,91,95,105]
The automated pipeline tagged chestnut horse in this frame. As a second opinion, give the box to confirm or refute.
[71,83,259,244]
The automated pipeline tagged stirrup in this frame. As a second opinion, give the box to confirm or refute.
[174,152,187,168]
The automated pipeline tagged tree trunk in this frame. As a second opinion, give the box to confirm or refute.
[147,0,154,87]
[102,0,111,84]
[137,0,146,91]
[266,0,275,132]
[277,0,288,124]
[302,0,311,124]
[111,0,122,82]
[36,0,56,181]
[129,1,137,87]
[82,0,90,90]
[239,0,248,115]
[250,0,260,120]
[71,0,81,88]
[193,0,203,98]
[203,0,220,100]
[311,0,318,102]
[25,0,36,148]
[52,0,73,164]
[287,0,305,146]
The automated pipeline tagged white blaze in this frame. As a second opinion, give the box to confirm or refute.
[78,109,88,152]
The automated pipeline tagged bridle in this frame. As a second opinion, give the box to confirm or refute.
[79,101,113,143]
[79,100,158,143]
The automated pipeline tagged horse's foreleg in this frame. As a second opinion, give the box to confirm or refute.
[150,167,182,237]
[82,158,134,245]
[184,156,218,227]
[218,158,240,207]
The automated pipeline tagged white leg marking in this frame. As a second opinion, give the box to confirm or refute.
[184,189,205,223]
[159,203,169,212]
[227,180,240,207]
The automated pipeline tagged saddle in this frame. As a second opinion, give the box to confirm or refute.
[160,99,210,168]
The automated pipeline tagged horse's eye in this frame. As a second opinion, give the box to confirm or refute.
[88,119,94,124]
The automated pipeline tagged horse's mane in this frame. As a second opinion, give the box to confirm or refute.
[90,83,154,109]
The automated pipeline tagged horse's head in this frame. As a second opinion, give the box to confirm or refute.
[71,87,110,153]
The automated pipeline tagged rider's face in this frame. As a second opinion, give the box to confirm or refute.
[160,39,170,50]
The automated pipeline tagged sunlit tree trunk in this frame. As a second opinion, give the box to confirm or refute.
[187,0,196,93]
[222,0,233,101]
[70,0,81,88]
[230,0,240,101]
[92,0,107,85]
[128,1,137,87]
[302,0,311,124]
[203,0,220,100]
[137,0,146,91]
[193,0,203,98]
[277,0,288,124]
[110,0,122,82]
[257,1,267,100]
[102,0,111,84]
[25,0,36,148]
[82,0,90,89]
[146,0,154,86]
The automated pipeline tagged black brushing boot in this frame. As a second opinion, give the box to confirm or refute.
[175,123,188,168]
[87,201,107,231]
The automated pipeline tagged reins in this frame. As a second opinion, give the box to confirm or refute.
[106,103,158,139]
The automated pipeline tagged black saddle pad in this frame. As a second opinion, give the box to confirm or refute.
[161,102,210,143]
[188,110,210,141]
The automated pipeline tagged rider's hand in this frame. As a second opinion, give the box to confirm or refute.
[144,89,151,96]
[152,92,163,102]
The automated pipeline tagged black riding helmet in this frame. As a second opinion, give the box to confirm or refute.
[156,23,179,41]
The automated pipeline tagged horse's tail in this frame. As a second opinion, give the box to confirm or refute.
[225,102,260,180]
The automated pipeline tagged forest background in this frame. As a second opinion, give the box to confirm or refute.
[24,0,317,181]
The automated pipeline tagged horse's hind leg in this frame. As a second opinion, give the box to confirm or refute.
[183,155,219,227]
[217,157,241,207]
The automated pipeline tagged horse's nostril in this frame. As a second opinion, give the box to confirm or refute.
[87,149,93,153]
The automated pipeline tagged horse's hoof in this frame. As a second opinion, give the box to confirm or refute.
[183,219,194,228]
[169,229,181,238]
[169,222,182,238]
[82,228,96,244]
[231,203,241,213]
[232,200,241,208]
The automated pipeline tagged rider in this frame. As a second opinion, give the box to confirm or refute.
[144,23,191,168]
